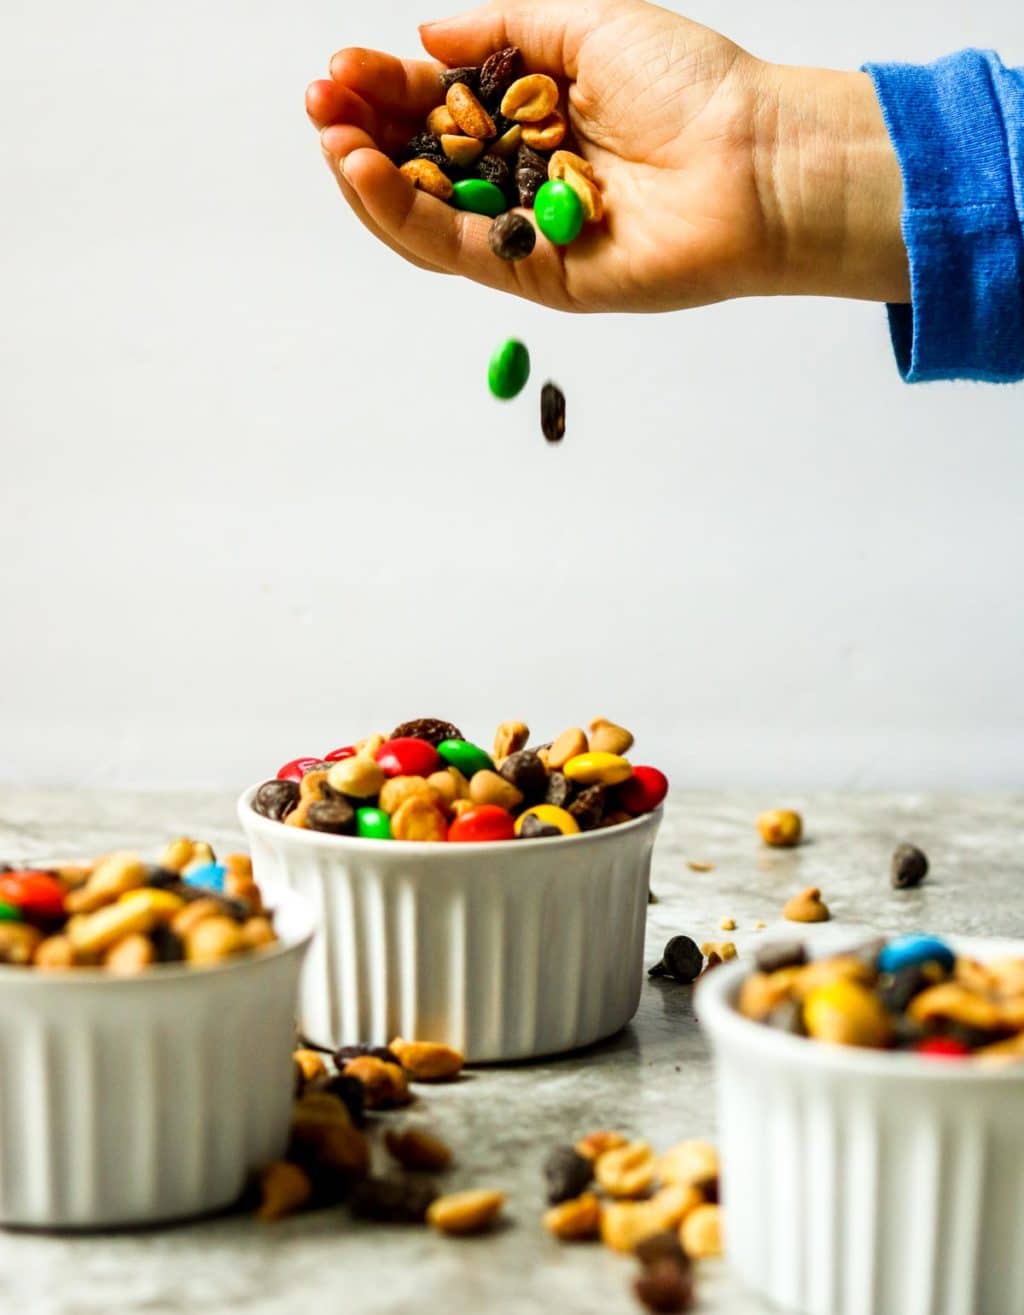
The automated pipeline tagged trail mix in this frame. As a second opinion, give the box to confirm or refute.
[252,716,668,842]
[0,840,275,971]
[396,47,604,254]
[737,934,1024,1059]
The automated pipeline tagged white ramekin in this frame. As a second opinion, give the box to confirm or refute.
[698,937,1024,1315]
[239,786,661,1062]
[0,890,314,1231]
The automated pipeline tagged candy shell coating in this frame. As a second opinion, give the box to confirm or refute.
[452,178,508,217]
[324,745,357,762]
[514,805,580,837]
[436,739,495,778]
[184,863,227,893]
[618,766,669,815]
[0,899,23,922]
[917,1037,971,1059]
[488,339,531,400]
[357,807,393,841]
[277,757,321,782]
[563,752,633,787]
[534,180,584,245]
[448,805,516,843]
[0,871,66,920]
[878,935,955,977]
[375,737,442,779]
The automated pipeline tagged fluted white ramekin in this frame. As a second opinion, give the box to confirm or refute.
[698,938,1024,1315]
[239,786,661,1062]
[0,890,313,1231]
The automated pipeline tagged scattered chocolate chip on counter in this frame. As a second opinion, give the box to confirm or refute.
[648,935,705,984]
[891,842,929,889]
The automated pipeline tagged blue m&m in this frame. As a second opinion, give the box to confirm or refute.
[878,934,955,976]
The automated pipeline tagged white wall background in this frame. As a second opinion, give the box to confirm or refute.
[1,0,1022,792]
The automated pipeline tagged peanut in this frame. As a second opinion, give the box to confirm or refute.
[343,1056,412,1109]
[390,1036,464,1081]
[379,775,443,816]
[492,720,530,760]
[284,799,313,829]
[290,1098,369,1178]
[547,727,588,770]
[355,733,385,759]
[450,799,475,818]
[299,769,330,804]
[55,863,93,887]
[390,796,448,842]
[719,917,737,932]
[158,837,196,873]
[171,897,223,937]
[34,934,76,970]
[489,123,523,158]
[118,888,185,920]
[440,134,484,167]
[327,755,387,800]
[550,150,595,182]
[257,1160,312,1222]
[224,873,264,914]
[293,1049,328,1084]
[68,901,156,957]
[783,887,830,923]
[908,982,1004,1032]
[758,809,803,848]
[500,73,559,123]
[242,915,277,949]
[427,1188,505,1236]
[680,1203,723,1259]
[65,851,147,914]
[426,767,469,809]
[544,1192,602,1241]
[104,933,156,975]
[576,1129,628,1161]
[521,110,567,151]
[385,1127,453,1172]
[657,1142,719,1192]
[468,770,523,812]
[224,853,253,880]
[185,916,246,964]
[291,1091,352,1130]
[426,104,459,136]
[737,968,803,1021]
[595,1141,655,1199]
[648,1183,704,1230]
[445,83,495,139]
[792,954,874,998]
[588,718,634,755]
[700,940,738,962]
[601,1200,670,1254]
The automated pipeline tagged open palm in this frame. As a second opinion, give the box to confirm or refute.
[307,0,773,311]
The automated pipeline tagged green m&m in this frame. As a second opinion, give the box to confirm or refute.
[534,180,584,246]
[356,807,393,841]
[452,179,508,218]
[437,739,495,778]
[0,900,21,922]
[488,339,531,400]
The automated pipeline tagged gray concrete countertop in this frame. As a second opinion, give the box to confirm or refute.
[1,787,1021,1315]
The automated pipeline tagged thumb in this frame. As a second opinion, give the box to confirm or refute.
[419,1,605,80]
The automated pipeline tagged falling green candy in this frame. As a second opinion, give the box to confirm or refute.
[534,180,585,246]
[488,339,531,400]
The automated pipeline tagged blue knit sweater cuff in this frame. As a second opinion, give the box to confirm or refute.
[864,51,1024,383]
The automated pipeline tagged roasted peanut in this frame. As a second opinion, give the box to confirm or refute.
[185,916,246,964]
[445,83,495,139]
[290,1097,369,1178]
[792,954,874,998]
[649,1184,704,1231]
[68,901,156,957]
[55,862,93,887]
[656,1142,719,1192]
[224,874,264,914]
[544,1192,602,1241]
[576,1129,628,1161]
[354,733,386,759]
[908,982,1004,1032]
[257,1160,312,1222]
[468,769,523,812]
[595,1141,656,1199]
[390,1036,464,1081]
[385,1127,453,1172]
[390,796,448,842]
[440,133,484,167]
[521,110,567,151]
[327,756,387,800]
[34,934,76,970]
[451,799,475,818]
[224,853,253,880]
[171,897,223,937]
[550,150,595,182]
[293,1049,328,1084]
[489,123,523,157]
[379,775,443,816]
[700,941,738,962]
[426,767,469,809]
[427,1188,505,1236]
[118,888,185,920]
[291,1091,352,1130]
[493,720,530,760]
[0,923,43,964]
[547,727,588,770]
[601,1200,670,1254]
[299,769,330,804]
[343,1056,412,1109]
[158,837,196,873]
[284,799,313,829]
[242,915,277,949]
[737,969,803,1021]
[426,104,459,136]
[783,887,830,923]
[501,73,559,123]
[65,851,147,914]
[588,718,634,755]
[105,933,156,976]
[719,917,737,932]
[758,809,803,848]
[680,1203,723,1259]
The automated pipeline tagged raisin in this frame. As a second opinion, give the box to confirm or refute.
[544,770,574,808]
[753,940,807,974]
[648,935,703,984]
[568,785,607,832]
[150,924,184,964]
[515,144,548,208]
[517,816,561,839]
[253,778,300,822]
[541,382,566,443]
[334,1043,401,1069]
[543,1145,593,1204]
[635,1231,692,1271]
[891,843,929,889]
[401,131,447,169]
[306,799,356,836]
[479,46,523,107]
[389,718,464,746]
[475,153,514,201]
[634,1258,696,1313]
[498,749,548,804]
[144,865,183,889]
[308,1072,366,1127]
[350,1176,439,1223]
[439,65,481,94]
[488,211,536,261]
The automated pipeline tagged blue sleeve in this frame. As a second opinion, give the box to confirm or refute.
[863,50,1024,383]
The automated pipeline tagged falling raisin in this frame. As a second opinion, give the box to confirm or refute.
[541,383,566,443]
[389,718,464,746]
[488,212,537,261]
[479,46,523,107]
[515,144,548,208]
[440,66,481,94]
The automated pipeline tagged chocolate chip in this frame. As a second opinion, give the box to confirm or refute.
[517,814,562,839]
[568,784,607,831]
[754,940,808,974]
[144,865,183,889]
[253,778,300,822]
[544,770,574,808]
[543,1145,593,1204]
[389,718,464,747]
[541,382,566,443]
[634,1257,695,1313]
[878,965,934,1014]
[308,1072,366,1127]
[891,843,929,890]
[150,924,184,963]
[350,1176,439,1223]
[499,749,548,804]
[649,935,703,984]
[635,1231,692,1271]
[306,799,356,836]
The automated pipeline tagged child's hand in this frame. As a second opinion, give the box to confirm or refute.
[306,0,908,311]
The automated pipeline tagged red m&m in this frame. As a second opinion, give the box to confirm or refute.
[0,871,67,920]
[276,757,322,783]
[448,806,517,844]
[375,737,441,779]
[618,766,669,816]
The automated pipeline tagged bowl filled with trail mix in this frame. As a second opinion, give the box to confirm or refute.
[239,716,667,1062]
[698,934,1024,1315]
[0,842,313,1229]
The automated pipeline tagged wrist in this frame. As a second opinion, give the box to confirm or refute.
[749,62,910,302]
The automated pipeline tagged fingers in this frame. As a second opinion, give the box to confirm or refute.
[306,79,374,133]
[419,0,610,79]
[328,48,444,121]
